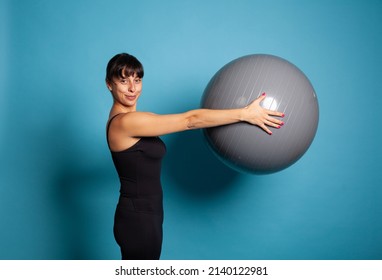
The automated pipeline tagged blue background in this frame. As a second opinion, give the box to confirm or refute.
[1,0,381,260]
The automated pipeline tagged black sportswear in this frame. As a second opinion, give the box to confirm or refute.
[107,114,166,260]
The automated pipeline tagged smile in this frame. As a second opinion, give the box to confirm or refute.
[125,95,136,101]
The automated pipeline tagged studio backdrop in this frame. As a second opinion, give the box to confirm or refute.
[1,0,381,259]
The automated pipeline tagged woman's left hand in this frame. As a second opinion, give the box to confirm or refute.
[243,93,285,135]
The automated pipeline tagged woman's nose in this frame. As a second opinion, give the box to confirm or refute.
[128,81,135,92]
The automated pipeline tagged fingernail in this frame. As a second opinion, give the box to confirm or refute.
[277,125,281,129]
[281,122,284,126]
[269,131,272,135]
[262,92,266,96]
[281,113,285,117]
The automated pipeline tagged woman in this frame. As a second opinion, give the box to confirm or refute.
[105,53,284,260]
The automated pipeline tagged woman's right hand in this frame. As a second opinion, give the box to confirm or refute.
[243,93,285,135]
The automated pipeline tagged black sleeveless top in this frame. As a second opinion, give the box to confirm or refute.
[107,115,167,198]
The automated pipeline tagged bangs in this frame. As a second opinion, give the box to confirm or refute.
[118,65,144,79]
[106,53,144,82]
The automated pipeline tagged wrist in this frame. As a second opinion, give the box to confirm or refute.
[239,107,249,122]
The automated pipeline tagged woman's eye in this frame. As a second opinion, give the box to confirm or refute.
[135,79,141,84]
[120,79,127,84]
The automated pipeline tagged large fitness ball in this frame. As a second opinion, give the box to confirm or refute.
[201,54,319,174]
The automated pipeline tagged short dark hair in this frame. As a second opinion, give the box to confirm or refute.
[105,53,144,82]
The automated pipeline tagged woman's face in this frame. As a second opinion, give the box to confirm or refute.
[107,73,142,109]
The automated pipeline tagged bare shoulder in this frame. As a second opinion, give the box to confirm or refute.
[118,111,158,127]
[110,111,159,136]
[107,112,143,152]
[109,111,153,125]
[110,110,188,138]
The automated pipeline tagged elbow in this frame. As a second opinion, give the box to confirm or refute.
[185,110,209,130]
[185,115,199,130]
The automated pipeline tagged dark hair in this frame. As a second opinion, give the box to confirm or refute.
[105,53,144,82]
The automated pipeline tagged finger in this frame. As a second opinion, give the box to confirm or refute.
[259,123,273,135]
[266,116,285,126]
[255,92,267,102]
[264,119,282,129]
[265,109,285,117]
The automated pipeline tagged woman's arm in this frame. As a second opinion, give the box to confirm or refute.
[114,94,284,137]
[186,94,284,134]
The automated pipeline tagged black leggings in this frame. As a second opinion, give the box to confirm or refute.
[113,195,163,260]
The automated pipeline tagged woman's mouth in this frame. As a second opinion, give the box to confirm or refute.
[125,95,136,101]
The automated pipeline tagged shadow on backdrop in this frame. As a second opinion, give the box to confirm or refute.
[45,114,115,259]
[163,129,241,198]
[53,160,115,259]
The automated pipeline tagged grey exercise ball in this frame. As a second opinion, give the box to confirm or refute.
[201,54,319,174]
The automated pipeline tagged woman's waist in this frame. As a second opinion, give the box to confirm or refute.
[117,194,163,215]
[119,176,163,197]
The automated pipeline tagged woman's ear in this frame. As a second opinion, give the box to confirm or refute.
[106,79,113,91]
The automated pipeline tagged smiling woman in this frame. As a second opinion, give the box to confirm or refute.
[104,53,284,260]
[107,75,142,108]
[106,54,144,109]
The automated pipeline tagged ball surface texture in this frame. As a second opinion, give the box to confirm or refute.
[201,54,319,174]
